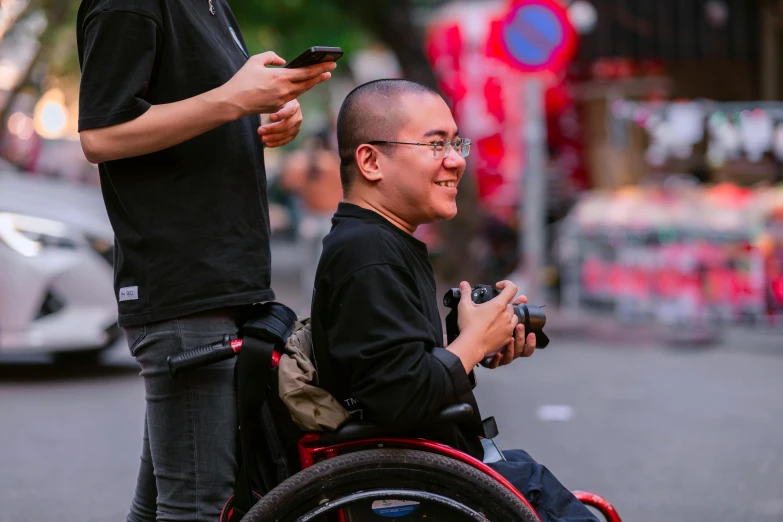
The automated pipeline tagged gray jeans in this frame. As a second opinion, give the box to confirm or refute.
[124,310,242,522]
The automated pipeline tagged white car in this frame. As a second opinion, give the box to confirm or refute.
[0,168,119,361]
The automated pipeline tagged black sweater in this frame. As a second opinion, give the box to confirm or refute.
[310,203,484,459]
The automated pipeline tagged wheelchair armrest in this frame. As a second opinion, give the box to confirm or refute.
[317,403,474,446]
[432,403,474,424]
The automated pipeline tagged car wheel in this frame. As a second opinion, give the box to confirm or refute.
[53,346,108,365]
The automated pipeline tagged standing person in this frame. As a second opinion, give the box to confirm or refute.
[76,1,335,520]
[279,130,343,308]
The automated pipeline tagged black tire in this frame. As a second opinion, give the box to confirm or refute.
[241,449,539,522]
[53,346,107,365]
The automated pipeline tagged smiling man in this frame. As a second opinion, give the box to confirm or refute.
[309,79,597,522]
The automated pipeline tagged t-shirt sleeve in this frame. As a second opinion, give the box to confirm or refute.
[326,263,467,431]
[78,10,160,131]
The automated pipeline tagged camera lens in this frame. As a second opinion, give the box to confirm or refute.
[515,304,549,348]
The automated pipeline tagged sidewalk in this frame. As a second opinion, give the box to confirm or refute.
[545,306,783,352]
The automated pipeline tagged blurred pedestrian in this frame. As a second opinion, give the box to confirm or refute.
[279,130,343,308]
[76,1,335,520]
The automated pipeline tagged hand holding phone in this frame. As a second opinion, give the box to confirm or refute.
[222,50,334,118]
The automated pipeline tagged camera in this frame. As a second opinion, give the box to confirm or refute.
[443,284,550,350]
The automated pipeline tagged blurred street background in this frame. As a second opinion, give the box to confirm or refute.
[1,0,783,520]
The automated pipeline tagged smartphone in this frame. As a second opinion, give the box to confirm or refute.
[284,46,344,69]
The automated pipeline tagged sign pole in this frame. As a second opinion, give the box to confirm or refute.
[522,78,548,304]
[490,0,575,303]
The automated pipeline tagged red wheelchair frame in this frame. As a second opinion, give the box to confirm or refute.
[223,346,623,522]
[297,434,622,522]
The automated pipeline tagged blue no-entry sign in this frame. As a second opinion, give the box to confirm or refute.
[498,0,576,74]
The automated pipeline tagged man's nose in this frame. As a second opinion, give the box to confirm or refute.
[443,145,466,168]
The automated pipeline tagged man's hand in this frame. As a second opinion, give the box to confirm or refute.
[481,282,537,368]
[221,52,335,118]
[446,280,518,373]
[257,100,302,147]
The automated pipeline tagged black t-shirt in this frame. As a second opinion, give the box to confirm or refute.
[77,0,274,327]
[311,203,485,459]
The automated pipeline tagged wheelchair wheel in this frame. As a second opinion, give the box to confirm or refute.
[241,449,539,522]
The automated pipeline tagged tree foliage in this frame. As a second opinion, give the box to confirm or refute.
[229,1,370,64]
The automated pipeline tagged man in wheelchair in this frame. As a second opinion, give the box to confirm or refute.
[307,79,599,522]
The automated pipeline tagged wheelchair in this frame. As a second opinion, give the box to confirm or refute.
[167,304,622,522]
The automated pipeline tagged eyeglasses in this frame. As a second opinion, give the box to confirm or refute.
[367,138,471,159]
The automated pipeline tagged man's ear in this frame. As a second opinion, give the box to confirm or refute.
[355,144,383,183]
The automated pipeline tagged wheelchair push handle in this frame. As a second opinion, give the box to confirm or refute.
[167,335,243,377]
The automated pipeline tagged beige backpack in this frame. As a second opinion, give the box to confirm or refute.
[278,318,350,431]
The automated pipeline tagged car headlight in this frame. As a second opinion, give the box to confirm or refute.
[0,212,77,257]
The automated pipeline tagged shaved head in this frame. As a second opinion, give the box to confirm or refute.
[337,79,440,192]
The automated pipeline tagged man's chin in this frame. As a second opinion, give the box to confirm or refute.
[434,204,459,222]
